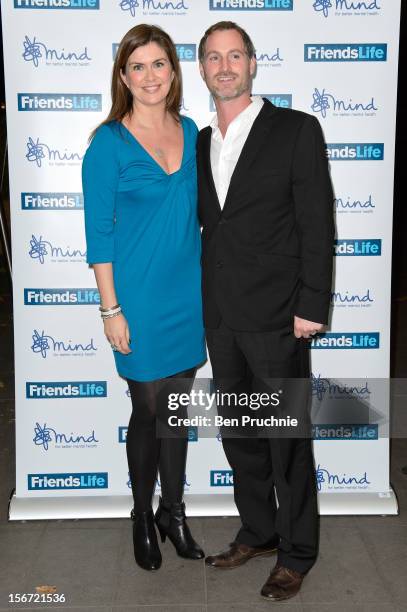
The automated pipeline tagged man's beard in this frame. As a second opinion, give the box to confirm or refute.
[209,72,251,101]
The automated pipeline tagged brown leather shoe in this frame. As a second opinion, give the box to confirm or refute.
[205,541,278,569]
[260,564,304,601]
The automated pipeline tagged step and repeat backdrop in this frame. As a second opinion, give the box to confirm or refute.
[1,0,401,518]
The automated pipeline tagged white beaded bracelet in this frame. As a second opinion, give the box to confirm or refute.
[101,306,122,319]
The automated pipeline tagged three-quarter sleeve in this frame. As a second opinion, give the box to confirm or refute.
[82,124,119,264]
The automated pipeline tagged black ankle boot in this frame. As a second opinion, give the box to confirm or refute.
[130,508,162,570]
[154,497,204,560]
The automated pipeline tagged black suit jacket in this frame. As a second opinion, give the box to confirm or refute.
[197,99,334,331]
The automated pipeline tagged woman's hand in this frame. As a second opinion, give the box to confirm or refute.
[103,313,132,354]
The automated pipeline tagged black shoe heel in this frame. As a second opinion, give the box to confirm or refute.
[130,508,162,571]
[154,496,204,560]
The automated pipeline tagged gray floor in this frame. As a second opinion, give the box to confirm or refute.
[0,277,407,611]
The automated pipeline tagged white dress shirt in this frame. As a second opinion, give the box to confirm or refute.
[210,95,264,209]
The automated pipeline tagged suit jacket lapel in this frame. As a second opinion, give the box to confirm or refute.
[223,100,277,214]
[200,127,221,213]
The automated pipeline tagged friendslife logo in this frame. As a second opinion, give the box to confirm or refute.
[118,425,198,443]
[31,329,97,358]
[24,288,100,305]
[326,144,384,160]
[312,425,378,440]
[28,235,86,264]
[304,43,387,62]
[210,470,234,486]
[311,333,380,349]
[18,94,101,112]
[25,137,84,167]
[112,43,196,61]
[334,239,381,255]
[21,193,83,210]
[210,93,291,111]
[26,381,107,398]
[28,472,107,490]
[261,94,291,107]
[15,0,99,8]
[33,422,99,450]
[22,35,91,67]
[311,88,378,118]
[209,0,293,10]
[177,44,197,61]
[312,0,381,18]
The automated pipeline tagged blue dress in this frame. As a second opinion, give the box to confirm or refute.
[82,116,206,381]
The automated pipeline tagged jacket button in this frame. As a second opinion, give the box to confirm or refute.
[216,260,223,269]
[219,218,225,225]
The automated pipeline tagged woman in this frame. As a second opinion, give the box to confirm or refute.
[82,24,206,571]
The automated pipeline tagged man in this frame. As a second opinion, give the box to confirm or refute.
[197,22,334,601]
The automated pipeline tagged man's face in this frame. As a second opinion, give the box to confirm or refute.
[199,29,256,101]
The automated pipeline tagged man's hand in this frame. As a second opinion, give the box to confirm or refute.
[294,316,325,339]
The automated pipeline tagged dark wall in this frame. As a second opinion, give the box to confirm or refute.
[0,4,4,106]
[392,1,407,297]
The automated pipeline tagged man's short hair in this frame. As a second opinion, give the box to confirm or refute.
[198,21,256,62]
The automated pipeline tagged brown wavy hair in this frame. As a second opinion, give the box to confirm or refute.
[198,21,255,62]
[90,24,182,141]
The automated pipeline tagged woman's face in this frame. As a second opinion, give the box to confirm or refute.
[120,41,174,110]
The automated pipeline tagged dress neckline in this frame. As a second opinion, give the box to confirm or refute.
[117,117,186,177]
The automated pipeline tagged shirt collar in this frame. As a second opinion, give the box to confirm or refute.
[210,95,264,132]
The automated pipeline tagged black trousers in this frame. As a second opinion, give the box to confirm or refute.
[206,321,319,574]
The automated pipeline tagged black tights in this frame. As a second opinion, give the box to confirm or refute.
[126,368,196,513]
